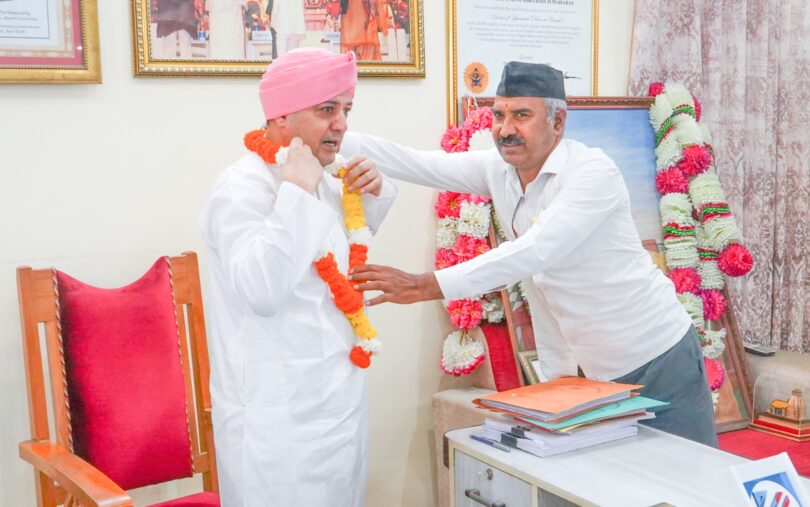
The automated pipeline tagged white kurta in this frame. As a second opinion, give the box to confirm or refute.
[200,152,396,507]
[341,133,692,382]
[270,0,306,36]
[209,0,246,59]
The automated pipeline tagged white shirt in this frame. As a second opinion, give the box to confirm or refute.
[341,133,691,381]
[199,152,396,507]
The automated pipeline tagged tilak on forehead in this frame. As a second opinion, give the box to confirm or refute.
[495,61,566,100]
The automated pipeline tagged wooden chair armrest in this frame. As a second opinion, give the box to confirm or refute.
[19,440,133,507]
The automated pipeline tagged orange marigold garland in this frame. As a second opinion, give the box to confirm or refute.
[244,129,380,368]
[331,166,379,366]
[244,129,284,164]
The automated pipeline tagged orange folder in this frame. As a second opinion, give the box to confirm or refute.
[474,376,643,422]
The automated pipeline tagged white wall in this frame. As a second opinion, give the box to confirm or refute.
[0,1,634,505]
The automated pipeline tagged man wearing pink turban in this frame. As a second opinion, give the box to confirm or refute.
[199,48,397,506]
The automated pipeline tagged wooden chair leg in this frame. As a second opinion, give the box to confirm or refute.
[35,470,57,507]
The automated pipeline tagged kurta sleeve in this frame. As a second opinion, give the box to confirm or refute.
[341,131,493,197]
[202,178,338,317]
[361,174,398,234]
[435,160,626,300]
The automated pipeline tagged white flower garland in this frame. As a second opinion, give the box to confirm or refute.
[677,292,705,329]
[696,224,725,289]
[441,331,486,377]
[650,82,754,395]
[436,217,459,249]
[702,329,727,360]
[458,201,492,238]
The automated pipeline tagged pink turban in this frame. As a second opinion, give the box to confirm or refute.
[259,48,357,120]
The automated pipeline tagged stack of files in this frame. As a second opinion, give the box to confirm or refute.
[480,413,650,458]
[510,394,667,434]
[471,376,668,457]
[473,376,646,422]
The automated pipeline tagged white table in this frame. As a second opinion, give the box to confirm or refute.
[448,425,810,506]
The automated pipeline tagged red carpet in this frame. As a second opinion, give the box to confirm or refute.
[719,429,810,476]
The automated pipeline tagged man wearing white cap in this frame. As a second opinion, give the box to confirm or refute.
[200,48,397,506]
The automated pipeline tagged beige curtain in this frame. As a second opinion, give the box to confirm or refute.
[629,0,810,352]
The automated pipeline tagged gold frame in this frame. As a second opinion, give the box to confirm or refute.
[0,0,101,84]
[130,0,425,78]
[517,350,541,385]
[446,0,599,125]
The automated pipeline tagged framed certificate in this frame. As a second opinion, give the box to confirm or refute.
[447,0,598,124]
[130,0,425,78]
[0,0,101,84]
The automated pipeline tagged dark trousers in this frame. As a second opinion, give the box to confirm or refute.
[613,326,719,447]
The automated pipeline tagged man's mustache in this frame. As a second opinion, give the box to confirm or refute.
[497,135,524,147]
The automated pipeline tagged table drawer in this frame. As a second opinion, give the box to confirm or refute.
[454,450,531,507]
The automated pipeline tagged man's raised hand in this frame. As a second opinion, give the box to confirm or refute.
[343,155,383,196]
[281,137,323,193]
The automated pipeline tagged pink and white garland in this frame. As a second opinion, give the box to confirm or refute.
[436,107,503,376]
[648,82,754,394]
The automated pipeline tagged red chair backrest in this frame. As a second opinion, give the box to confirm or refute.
[57,258,193,489]
[17,252,217,506]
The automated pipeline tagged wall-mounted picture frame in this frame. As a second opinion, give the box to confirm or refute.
[447,0,598,125]
[131,0,424,78]
[471,96,754,432]
[0,0,101,84]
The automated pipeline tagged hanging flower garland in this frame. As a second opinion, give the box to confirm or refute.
[646,83,754,393]
[435,107,512,376]
[244,129,381,368]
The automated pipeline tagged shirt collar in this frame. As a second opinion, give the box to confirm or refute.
[539,139,568,176]
[503,139,569,192]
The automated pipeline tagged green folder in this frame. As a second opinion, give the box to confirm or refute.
[517,396,668,432]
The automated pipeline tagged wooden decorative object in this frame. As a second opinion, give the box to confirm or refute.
[750,389,810,442]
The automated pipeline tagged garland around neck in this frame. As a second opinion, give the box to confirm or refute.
[243,129,345,175]
[243,129,381,368]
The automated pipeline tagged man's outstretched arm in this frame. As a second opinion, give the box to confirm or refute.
[350,265,443,305]
[341,132,494,197]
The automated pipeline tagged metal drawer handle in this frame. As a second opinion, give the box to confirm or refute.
[465,488,506,507]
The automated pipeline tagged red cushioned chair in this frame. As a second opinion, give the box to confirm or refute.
[17,252,218,507]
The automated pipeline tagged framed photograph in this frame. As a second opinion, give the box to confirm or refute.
[130,0,424,77]
[730,453,810,506]
[446,0,598,125]
[0,0,101,84]
[517,350,547,385]
[477,96,753,431]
